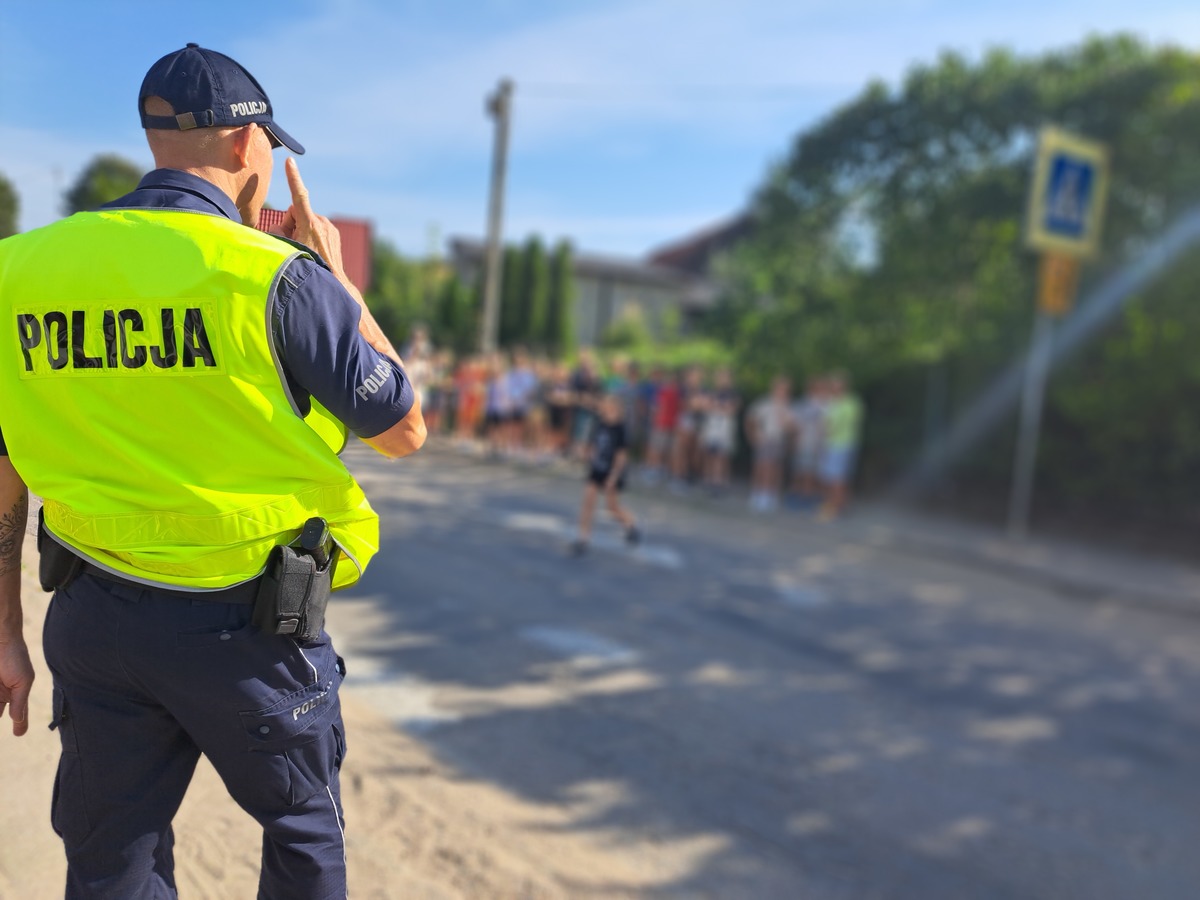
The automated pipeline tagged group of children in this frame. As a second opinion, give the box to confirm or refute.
[743,372,863,519]
[416,347,598,462]
[569,367,864,553]
[402,335,864,553]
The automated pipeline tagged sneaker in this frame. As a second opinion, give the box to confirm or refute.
[569,539,588,556]
[625,526,641,546]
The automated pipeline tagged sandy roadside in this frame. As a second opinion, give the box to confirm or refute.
[0,529,678,899]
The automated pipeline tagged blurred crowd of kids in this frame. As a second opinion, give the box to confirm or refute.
[402,327,865,532]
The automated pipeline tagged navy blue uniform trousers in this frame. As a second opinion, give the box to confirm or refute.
[43,571,348,899]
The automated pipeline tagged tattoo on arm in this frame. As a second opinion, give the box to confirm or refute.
[0,492,29,577]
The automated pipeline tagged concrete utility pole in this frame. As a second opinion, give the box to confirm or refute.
[479,78,514,354]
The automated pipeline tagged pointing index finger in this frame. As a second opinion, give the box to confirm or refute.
[285,157,313,218]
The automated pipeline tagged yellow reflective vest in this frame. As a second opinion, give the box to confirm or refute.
[0,208,379,590]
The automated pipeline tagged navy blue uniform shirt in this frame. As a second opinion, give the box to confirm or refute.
[0,169,412,455]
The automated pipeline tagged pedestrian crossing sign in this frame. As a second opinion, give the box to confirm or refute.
[1026,126,1109,258]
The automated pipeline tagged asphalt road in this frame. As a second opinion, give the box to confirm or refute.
[327,442,1200,900]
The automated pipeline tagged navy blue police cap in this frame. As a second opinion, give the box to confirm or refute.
[139,43,304,154]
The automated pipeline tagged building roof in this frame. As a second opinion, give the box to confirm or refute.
[645,212,753,276]
[332,219,373,294]
[449,237,689,289]
[448,214,757,313]
[257,209,373,293]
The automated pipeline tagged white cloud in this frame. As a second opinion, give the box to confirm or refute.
[236,0,1200,172]
[226,0,1200,254]
[238,0,842,169]
[7,0,1200,253]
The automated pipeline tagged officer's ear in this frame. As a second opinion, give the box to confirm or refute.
[231,125,256,170]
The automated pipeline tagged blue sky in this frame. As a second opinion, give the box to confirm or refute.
[2,0,1198,258]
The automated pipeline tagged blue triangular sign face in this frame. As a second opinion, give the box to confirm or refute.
[1044,154,1094,238]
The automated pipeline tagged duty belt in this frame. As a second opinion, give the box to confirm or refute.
[80,561,261,605]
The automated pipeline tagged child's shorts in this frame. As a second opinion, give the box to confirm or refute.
[588,468,625,490]
[820,447,857,483]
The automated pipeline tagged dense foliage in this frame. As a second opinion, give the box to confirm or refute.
[366,235,575,356]
[0,173,17,238]
[712,35,1200,526]
[63,155,144,214]
[502,235,575,353]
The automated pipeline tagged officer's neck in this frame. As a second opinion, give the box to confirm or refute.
[165,165,257,227]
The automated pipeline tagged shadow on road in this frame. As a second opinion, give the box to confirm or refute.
[332,446,1200,899]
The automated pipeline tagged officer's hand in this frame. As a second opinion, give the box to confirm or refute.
[279,157,406,367]
[280,158,348,280]
[0,636,34,737]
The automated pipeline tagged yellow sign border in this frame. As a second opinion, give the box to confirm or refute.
[1026,126,1110,259]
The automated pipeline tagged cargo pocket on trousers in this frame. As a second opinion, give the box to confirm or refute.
[240,676,342,806]
[49,686,91,843]
[283,722,345,807]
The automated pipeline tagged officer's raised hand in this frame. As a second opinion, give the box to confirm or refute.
[279,158,349,282]
[277,157,409,374]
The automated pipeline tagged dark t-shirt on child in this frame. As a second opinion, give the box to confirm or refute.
[590,421,627,477]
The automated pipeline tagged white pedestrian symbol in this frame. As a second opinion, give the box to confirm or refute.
[1048,159,1088,228]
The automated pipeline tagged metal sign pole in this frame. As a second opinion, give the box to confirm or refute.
[1007,309,1054,539]
[1010,126,1109,540]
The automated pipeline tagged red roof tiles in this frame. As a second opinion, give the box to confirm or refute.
[256,209,373,293]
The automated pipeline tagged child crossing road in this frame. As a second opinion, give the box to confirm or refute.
[571,394,640,555]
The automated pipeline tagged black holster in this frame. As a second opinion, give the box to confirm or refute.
[252,544,333,642]
[37,509,84,593]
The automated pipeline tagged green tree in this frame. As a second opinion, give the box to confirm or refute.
[366,239,425,344]
[435,274,480,355]
[368,240,482,354]
[63,154,144,214]
[498,244,525,347]
[546,239,575,355]
[600,305,653,350]
[718,34,1200,523]
[0,172,18,238]
[522,236,550,349]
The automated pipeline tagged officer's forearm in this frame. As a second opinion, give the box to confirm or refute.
[0,460,39,738]
[0,461,29,635]
[0,571,23,637]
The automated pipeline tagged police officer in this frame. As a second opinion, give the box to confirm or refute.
[0,44,426,898]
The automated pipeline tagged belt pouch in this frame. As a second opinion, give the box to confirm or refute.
[253,545,333,642]
[37,509,84,593]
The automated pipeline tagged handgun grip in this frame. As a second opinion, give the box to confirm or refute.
[299,517,332,569]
